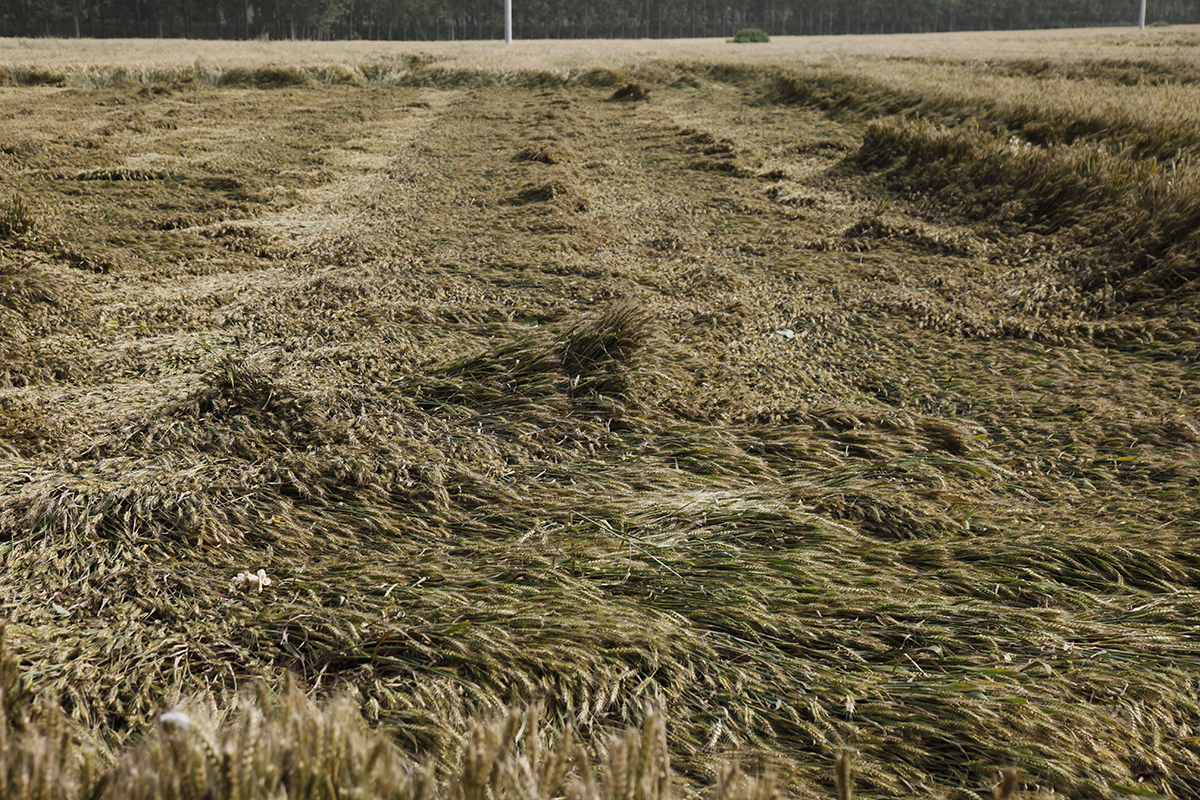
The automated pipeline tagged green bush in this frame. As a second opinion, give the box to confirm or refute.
[729,28,770,43]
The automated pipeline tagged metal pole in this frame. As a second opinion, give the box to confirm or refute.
[505,0,512,42]
[1139,0,1146,28]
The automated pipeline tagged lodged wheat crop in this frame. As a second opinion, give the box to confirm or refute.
[2,26,1200,800]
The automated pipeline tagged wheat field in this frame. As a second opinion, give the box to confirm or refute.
[2,26,1200,800]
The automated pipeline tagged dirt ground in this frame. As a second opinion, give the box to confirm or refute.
[2,61,1200,798]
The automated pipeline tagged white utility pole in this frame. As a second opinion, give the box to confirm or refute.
[505,0,513,42]
[1139,0,1146,28]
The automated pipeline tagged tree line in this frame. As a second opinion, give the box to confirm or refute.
[3,0,1195,42]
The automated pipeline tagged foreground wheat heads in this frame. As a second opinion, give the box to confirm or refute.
[1,685,1026,800]
[0,627,1028,800]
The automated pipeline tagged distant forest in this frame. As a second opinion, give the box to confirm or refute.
[3,0,1197,42]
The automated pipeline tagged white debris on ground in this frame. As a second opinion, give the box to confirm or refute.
[157,710,193,731]
[233,569,272,593]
